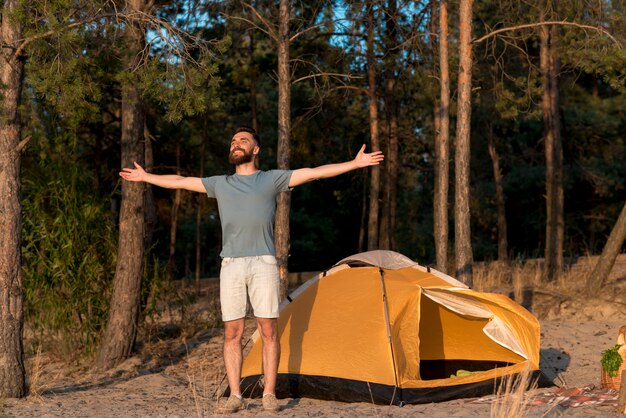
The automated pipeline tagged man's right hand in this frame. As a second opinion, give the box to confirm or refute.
[119,162,147,182]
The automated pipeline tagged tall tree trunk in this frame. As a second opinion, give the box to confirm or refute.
[585,202,626,295]
[487,126,508,262]
[454,0,474,287]
[167,138,182,281]
[366,2,381,251]
[380,0,398,251]
[275,0,291,299]
[359,170,367,252]
[249,32,258,131]
[541,24,563,281]
[434,0,450,273]
[97,0,146,370]
[0,0,26,398]
[144,123,156,248]
[196,120,207,293]
[142,123,156,310]
[551,26,564,279]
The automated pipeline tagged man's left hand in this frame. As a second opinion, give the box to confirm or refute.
[354,144,385,168]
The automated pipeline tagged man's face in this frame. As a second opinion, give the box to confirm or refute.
[229,132,258,165]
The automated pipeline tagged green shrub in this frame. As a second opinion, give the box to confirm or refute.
[22,159,118,360]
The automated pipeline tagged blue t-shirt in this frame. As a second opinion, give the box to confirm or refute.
[202,170,293,257]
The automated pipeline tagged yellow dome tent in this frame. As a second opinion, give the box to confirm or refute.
[240,251,541,405]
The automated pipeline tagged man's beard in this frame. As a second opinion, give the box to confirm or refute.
[229,148,254,165]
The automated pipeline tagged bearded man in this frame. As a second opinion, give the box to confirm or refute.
[119,126,384,412]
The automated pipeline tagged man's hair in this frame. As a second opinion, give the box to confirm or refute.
[233,126,260,146]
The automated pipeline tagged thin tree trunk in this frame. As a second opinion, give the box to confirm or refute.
[551,25,564,279]
[454,0,474,287]
[540,25,553,278]
[381,0,398,251]
[487,126,508,262]
[541,24,563,281]
[366,2,381,251]
[275,0,291,299]
[434,0,450,273]
[0,0,26,398]
[142,123,156,310]
[196,120,207,293]
[359,170,367,252]
[379,177,390,249]
[167,139,182,281]
[97,0,146,370]
[585,202,626,295]
[249,32,258,132]
[144,123,156,248]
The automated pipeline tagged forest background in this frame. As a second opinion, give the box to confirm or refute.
[0,0,625,397]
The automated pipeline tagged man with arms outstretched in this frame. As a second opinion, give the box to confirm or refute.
[119,126,384,413]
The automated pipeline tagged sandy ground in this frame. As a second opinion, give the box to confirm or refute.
[2,257,626,417]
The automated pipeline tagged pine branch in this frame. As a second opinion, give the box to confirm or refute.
[474,21,621,48]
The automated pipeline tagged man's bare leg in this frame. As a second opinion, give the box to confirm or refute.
[256,317,280,394]
[223,318,245,396]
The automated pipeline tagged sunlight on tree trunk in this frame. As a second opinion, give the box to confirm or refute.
[434,0,450,274]
[367,2,381,251]
[454,0,474,287]
[275,0,292,300]
[381,0,399,251]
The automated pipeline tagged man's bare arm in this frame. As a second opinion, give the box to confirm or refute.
[289,144,384,187]
[119,162,206,193]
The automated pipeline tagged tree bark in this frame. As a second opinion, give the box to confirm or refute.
[366,2,381,251]
[541,24,564,281]
[552,25,564,279]
[454,0,474,287]
[97,0,146,370]
[0,0,26,398]
[167,138,182,281]
[275,0,291,299]
[487,126,508,262]
[359,170,367,252]
[380,0,398,251]
[434,0,450,273]
[144,123,156,249]
[196,120,207,293]
[585,202,626,295]
[249,32,258,132]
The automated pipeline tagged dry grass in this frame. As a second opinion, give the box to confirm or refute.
[26,344,53,401]
[490,366,538,418]
[473,259,547,294]
[183,335,258,417]
[184,345,223,417]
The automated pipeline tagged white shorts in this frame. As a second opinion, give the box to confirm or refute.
[219,255,280,322]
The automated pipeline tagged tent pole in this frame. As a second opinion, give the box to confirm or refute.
[378,267,402,405]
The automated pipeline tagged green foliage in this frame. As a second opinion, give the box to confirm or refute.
[601,344,624,377]
[136,3,231,122]
[138,50,223,123]
[22,1,111,128]
[21,141,117,359]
